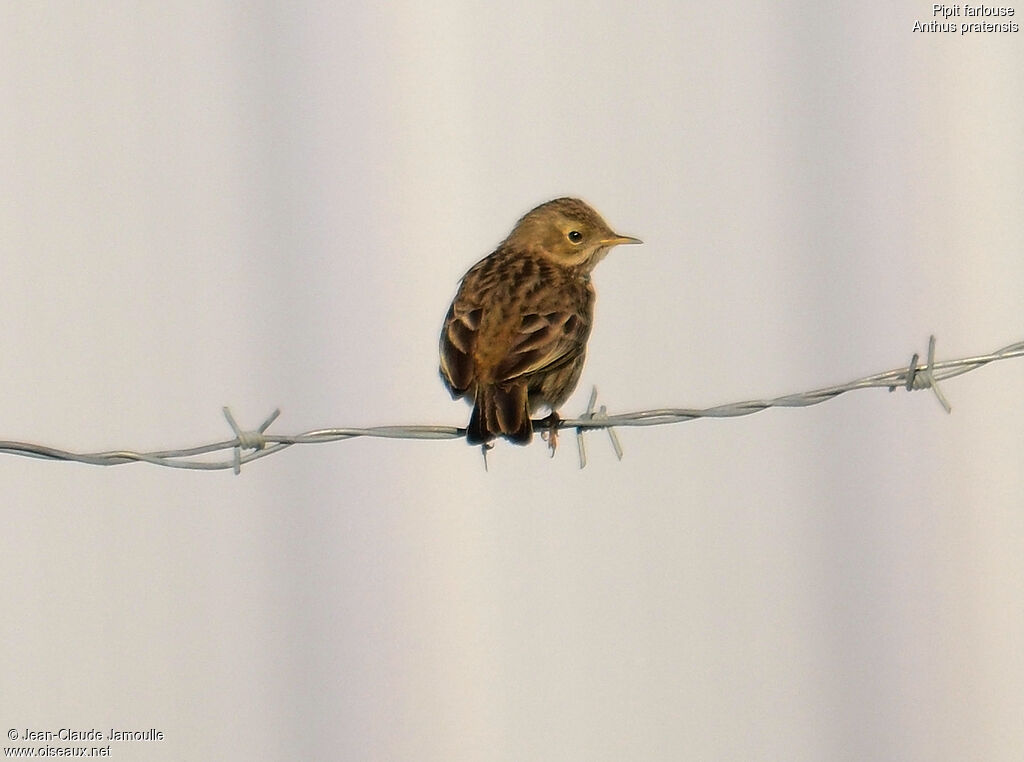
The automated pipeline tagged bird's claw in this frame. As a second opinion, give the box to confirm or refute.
[539,412,562,456]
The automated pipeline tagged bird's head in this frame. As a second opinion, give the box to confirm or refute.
[504,197,641,271]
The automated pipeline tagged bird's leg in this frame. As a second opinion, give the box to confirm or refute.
[480,442,493,471]
[539,411,562,456]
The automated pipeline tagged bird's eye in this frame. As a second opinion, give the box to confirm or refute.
[567,230,583,243]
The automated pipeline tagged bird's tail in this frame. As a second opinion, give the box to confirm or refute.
[467,384,532,445]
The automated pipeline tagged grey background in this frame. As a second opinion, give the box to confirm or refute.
[2,2,1023,760]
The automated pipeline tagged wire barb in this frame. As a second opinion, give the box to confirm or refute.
[890,335,952,412]
[575,387,624,469]
[0,336,1019,472]
[223,407,280,474]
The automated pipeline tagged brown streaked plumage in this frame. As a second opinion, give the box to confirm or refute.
[439,197,641,448]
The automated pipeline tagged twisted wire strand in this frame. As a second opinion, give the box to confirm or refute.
[1,337,1020,472]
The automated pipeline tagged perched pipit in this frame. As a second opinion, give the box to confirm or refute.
[439,197,641,452]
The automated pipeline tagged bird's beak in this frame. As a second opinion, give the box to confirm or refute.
[603,234,643,247]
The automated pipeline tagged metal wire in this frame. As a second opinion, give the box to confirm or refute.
[1,336,1020,472]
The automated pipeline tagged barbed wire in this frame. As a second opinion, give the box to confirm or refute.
[0,336,1020,472]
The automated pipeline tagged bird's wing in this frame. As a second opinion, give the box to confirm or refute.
[440,251,594,390]
[439,299,481,396]
[494,299,592,382]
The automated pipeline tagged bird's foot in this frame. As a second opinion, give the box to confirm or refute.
[539,412,562,457]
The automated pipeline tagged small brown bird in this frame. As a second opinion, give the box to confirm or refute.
[439,197,641,449]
